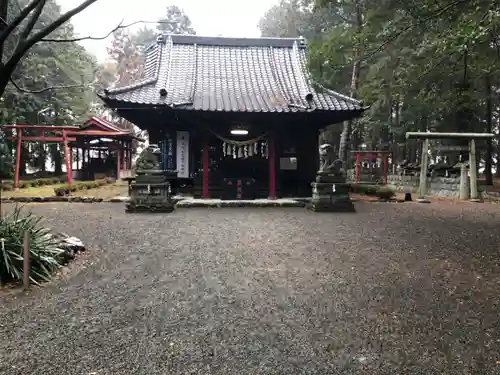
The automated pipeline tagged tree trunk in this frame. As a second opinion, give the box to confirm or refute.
[0,0,8,62]
[50,144,62,175]
[338,2,362,163]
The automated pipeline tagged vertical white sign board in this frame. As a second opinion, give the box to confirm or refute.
[176,131,189,178]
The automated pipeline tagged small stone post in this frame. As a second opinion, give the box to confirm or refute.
[417,138,429,202]
[23,231,30,290]
[459,164,470,200]
[469,139,480,201]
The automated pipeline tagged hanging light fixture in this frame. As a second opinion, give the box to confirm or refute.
[230,129,248,135]
[230,124,248,135]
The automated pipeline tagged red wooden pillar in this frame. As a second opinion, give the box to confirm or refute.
[202,136,209,198]
[268,134,276,200]
[69,147,73,174]
[62,130,72,184]
[14,127,22,187]
[121,142,125,169]
[127,142,131,169]
[354,152,360,184]
[123,142,127,170]
[383,153,388,185]
[118,141,122,170]
[116,146,121,180]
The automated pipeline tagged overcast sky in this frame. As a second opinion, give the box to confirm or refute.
[59,0,277,61]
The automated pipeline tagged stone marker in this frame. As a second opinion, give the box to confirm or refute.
[459,163,470,200]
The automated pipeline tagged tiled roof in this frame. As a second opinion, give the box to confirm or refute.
[76,117,144,140]
[98,35,362,113]
[81,116,125,132]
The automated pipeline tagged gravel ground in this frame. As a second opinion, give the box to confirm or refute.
[0,202,499,374]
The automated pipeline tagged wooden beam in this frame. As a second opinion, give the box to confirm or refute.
[406,132,495,140]
[1,124,79,130]
[7,136,77,142]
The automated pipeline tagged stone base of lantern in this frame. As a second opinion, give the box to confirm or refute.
[308,182,355,212]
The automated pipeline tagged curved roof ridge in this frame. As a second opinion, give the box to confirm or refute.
[103,36,164,96]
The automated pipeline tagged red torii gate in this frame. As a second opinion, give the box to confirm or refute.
[350,150,392,185]
[3,124,76,186]
[1,119,138,187]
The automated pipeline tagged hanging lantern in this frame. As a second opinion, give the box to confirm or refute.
[230,124,249,136]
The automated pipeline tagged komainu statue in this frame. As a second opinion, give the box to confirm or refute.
[135,145,161,171]
[318,144,344,177]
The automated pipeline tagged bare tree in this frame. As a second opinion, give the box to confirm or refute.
[0,0,104,97]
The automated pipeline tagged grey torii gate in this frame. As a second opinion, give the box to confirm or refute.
[405,132,495,202]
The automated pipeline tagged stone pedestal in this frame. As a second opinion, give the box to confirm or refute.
[126,170,176,213]
[309,181,354,212]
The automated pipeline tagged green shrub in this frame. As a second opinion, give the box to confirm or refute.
[0,206,62,283]
[375,186,396,200]
[53,178,114,196]
[351,184,379,195]
[0,176,66,190]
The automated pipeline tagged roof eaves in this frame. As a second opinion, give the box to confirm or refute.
[312,81,362,107]
[104,36,165,96]
[91,117,123,132]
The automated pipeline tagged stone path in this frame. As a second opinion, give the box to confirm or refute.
[0,202,498,374]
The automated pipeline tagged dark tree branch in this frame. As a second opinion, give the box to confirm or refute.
[9,0,99,67]
[9,77,90,94]
[41,20,176,42]
[18,0,46,43]
[42,19,126,42]
[0,0,43,50]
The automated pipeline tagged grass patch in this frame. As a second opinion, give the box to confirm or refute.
[0,176,66,190]
[2,184,68,197]
[54,178,115,196]
[1,179,127,199]
[71,180,128,199]
[350,184,396,200]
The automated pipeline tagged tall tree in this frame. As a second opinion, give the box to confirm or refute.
[131,26,157,51]
[157,5,196,35]
[106,29,143,87]
[308,0,500,178]
[258,0,306,38]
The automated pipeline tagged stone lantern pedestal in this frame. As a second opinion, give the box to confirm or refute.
[309,172,355,212]
[126,169,177,213]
